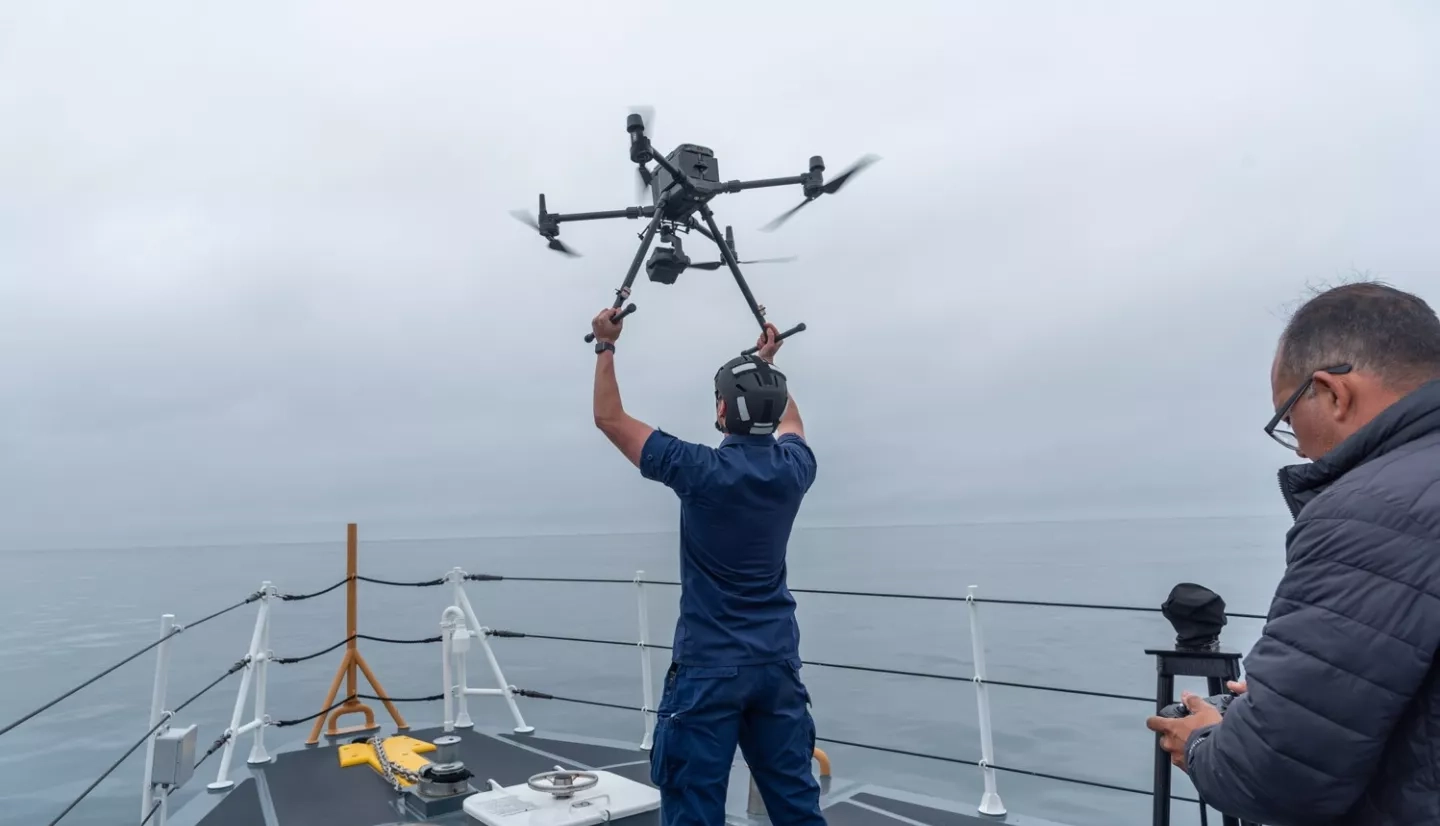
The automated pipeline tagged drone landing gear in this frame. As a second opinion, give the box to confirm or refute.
[582,195,671,346]
[691,203,806,355]
[580,197,807,355]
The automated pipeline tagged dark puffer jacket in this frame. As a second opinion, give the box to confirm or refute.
[1184,379,1440,826]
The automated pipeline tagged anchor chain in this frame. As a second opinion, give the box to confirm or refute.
[370,734,421,791]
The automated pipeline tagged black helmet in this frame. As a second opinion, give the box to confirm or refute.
[714,355,789,435]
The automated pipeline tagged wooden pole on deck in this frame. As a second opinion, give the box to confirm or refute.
[305,523,409,745]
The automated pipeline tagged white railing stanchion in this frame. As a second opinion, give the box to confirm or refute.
[453,578,533,733]
[208,583,273,791]
[967,585,1006,817]
[448,570,474,729]
[246,584,274,766]
[140,614,176,823]
[635,570,656,751]
[440,606,465,732]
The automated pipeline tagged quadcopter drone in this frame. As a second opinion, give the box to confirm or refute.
[509,107,878,354]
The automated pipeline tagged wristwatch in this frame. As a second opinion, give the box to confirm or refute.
[594,340,615,354]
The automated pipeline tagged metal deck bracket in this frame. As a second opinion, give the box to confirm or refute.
[442,569,534,734]
[338,734,436,785]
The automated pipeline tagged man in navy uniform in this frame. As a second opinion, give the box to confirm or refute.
[590,308,824,826]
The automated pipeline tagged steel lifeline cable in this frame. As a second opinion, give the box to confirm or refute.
[278,577,350,601]
[504,687,1201,804]
[284,568,1269,621]
[485,627,1156,705]
[274,568,1269,620]
[271,633,443,665]
[23,570,1262,826]
[0,591,262,740]
[28,574,489,824]
[140,716,256,826]
[356,574,446,587]
[278,573,446,601]
[46,658,249,826]
[271,691,448,729]
[24,572,446,824]
[457,572,1270,620]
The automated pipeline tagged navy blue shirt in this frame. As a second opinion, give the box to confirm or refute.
[639,429,817,667]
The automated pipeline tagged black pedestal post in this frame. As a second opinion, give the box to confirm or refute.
[1145,647,1249,826]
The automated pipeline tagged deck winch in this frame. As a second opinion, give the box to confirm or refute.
[339,732,478,817]
[414,734,474,798]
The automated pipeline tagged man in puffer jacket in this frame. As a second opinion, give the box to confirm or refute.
[1149,281,1440,826]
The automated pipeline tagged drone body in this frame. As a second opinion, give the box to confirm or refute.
[647,144,722,223]
[509,108,878,353]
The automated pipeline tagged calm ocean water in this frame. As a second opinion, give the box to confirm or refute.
[0,516,1291,826]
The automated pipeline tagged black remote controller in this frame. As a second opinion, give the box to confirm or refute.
[1157,692,1236,719]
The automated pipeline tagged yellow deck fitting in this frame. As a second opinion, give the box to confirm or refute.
[813,747,831,778]
[338,735,436,786]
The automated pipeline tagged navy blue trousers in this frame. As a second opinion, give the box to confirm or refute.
[649,660,826,826]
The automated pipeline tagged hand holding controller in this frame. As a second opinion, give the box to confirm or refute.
[1157,692,1236,719]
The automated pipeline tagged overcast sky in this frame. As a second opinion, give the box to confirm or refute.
[2,1,1437,549]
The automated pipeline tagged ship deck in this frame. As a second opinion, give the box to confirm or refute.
[166,724,1068,826]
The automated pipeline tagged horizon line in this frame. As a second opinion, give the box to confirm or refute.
[0,509,1288,554]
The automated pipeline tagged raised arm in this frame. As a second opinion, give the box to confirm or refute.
[591,308,654,468]
[776,390,804,440]
[755,324,805,441]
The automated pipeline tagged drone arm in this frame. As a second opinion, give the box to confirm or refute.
[722,175,807,193]
[551,206,657,224]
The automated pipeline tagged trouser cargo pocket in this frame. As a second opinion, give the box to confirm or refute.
[650,713,680,787]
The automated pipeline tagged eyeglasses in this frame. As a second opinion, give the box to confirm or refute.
[1263,363,1352,450]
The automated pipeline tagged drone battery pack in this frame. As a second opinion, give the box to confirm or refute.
[461,770,660,826]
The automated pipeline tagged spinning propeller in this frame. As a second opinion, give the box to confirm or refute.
[689,256,796,271]
[691,224,794,269]
[509,195,580,257]
[760,153,881,232]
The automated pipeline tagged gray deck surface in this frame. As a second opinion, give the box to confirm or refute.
[851,792,1005,825]
[185,726,1017,826]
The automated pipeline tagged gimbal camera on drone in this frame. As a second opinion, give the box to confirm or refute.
[509,107,878,354]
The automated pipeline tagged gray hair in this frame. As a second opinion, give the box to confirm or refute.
[1277,280,1440,390]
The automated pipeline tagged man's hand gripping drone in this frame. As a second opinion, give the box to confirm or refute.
[509,107,878,354]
